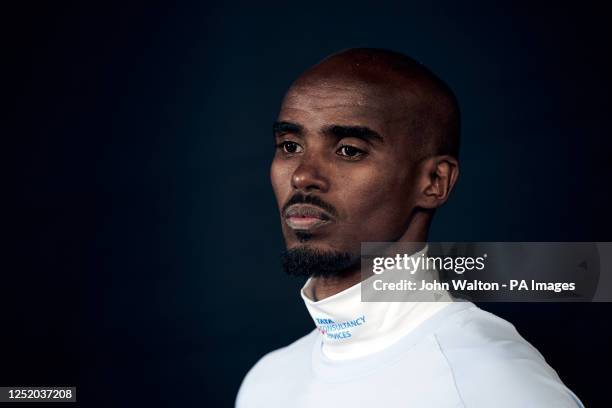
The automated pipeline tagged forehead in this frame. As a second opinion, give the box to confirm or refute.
[278,79,413,136]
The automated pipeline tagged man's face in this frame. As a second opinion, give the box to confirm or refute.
[271,77,422,263]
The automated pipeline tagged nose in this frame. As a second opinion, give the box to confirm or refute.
[291,157,330,193]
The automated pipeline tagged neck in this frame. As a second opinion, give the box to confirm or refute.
[307,271,361,301]
[301,242,453,360]
[307,211,431,301]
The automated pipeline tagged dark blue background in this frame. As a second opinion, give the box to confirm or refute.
[7,1,612,407]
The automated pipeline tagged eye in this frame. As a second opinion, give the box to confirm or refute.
[336,145,366,159]
[277,141,303,154]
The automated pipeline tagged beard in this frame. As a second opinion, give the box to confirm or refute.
[281,245,358,278]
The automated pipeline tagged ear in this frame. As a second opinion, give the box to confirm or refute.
[414,155,460,209]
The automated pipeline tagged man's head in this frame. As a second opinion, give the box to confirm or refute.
[271,48,460,277]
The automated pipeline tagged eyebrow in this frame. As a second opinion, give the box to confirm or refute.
[272,121,384,145]
[323,125,384,144]
[273,121,303,137]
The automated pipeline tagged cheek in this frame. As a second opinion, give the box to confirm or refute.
[270,159,293,204]
[340,166,413,225]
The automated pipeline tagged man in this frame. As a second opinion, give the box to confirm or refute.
[236,48,583,407]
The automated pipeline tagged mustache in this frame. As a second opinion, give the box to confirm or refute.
[282,193,338,218]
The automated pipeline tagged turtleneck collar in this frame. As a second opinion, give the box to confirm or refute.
[301,245,453,360]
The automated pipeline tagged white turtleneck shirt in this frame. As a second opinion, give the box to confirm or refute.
[236,260,584,407]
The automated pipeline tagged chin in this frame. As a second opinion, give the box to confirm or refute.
[286,237,348,255]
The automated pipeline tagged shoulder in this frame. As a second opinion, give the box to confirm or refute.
[248,329,318,372]
[434,305,583,407]
[235,330,318,407]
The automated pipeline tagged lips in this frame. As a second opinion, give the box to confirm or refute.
[284,204,333,231]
